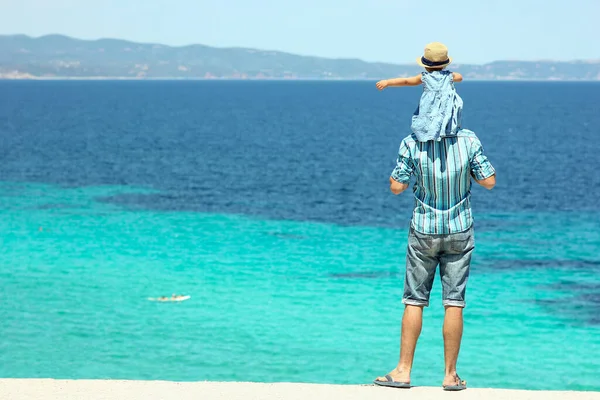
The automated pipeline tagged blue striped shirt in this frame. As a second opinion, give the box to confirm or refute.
[391,129,495,235]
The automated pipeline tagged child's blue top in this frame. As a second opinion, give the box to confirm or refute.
[410,70,463,142]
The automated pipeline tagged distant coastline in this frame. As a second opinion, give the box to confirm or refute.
[1,34,599,81]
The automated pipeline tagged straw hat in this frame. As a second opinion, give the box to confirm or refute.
[416,42,452,69]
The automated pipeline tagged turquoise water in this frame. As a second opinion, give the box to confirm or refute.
[2,80,600,390]
[1,182,599,390]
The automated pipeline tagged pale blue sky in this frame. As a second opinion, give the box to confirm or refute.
[1,0,598,64]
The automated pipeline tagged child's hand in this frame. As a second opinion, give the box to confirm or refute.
[376,80,389,90]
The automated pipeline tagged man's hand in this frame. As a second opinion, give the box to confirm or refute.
[390,177,409,195]
[376,80,389,90]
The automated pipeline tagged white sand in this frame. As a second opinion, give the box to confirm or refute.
[1,380,599,400]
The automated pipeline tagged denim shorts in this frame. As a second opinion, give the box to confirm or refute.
[402,226,474,308]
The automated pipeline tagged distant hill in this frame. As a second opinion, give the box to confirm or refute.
[1,34,599,80]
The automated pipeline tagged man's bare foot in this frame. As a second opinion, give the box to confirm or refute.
[375,367,411,384]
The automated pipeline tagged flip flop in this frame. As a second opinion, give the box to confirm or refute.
[443,376,467,391]
[373,374,411,388]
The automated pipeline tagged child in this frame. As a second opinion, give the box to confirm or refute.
[376,42,463,142]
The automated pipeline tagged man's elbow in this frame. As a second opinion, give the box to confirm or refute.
[390,180,409,195]
[479,175,496,190]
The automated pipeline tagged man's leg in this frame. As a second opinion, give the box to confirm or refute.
[375,228,439,385]
[439,227,473,388]
[442,306,464,386]
[375,305,423,384]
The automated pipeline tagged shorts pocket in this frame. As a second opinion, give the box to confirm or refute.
[450,238,471,253]
[449,230,474,253]
[409,229,433,250]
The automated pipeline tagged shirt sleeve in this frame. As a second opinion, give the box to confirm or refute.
[390,140,414,184]
[469,138,496,180]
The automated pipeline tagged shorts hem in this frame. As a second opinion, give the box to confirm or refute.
[443,300,466,308]
[403,299,429,307]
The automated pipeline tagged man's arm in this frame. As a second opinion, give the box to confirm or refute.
[390,177,409,195]
[469,138,496,190]
[389,140,414,194]
[376,74,422,90]
[452,72,463,83]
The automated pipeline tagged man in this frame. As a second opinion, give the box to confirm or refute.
[374,129,496,391]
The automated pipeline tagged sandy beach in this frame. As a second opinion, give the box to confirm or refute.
[1,380,600,400]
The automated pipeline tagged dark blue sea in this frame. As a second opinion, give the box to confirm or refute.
[0,80,599,390]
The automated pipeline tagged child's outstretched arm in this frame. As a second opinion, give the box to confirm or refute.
[452,72,463,82]
[376,74,422,90]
